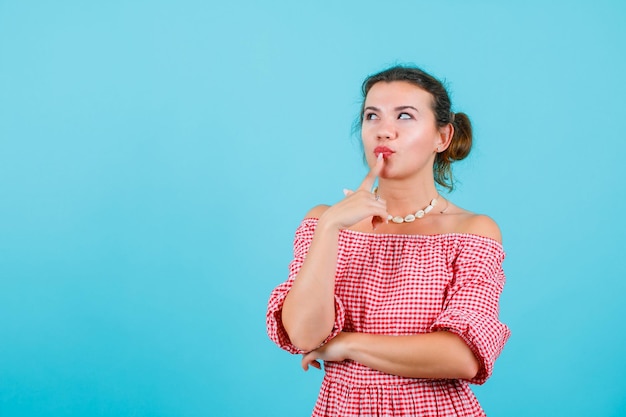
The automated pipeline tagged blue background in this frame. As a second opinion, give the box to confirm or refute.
[1,1,625,416]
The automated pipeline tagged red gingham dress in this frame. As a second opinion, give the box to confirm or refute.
[267,218,510,417]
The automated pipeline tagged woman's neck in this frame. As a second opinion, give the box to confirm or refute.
[375,178,440,214]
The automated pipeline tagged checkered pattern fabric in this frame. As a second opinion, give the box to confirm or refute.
[267,218,510,417]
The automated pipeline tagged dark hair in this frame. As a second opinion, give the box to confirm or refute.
[355,65,472,191]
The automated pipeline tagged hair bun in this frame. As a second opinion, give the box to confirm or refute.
[447,112,472,161]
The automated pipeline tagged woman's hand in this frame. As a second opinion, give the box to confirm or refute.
[301,332,353,371]
[319,154,389,231]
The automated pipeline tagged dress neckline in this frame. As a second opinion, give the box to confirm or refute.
[302,217,504,249]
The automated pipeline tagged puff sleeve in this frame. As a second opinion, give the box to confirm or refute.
[430,237,511,384]
[266,219,346,354]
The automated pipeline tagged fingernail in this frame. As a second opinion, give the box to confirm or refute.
[377,153,383,161]
[343,188,350,196]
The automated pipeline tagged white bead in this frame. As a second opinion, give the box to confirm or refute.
[385,195,439,224]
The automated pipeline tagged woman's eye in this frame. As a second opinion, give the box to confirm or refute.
[398,112,412,120]
[364,113,379,120]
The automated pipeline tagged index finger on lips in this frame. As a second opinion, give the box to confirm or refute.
[357,153,384,192]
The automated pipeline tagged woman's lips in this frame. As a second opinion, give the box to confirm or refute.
[374,146,394,158]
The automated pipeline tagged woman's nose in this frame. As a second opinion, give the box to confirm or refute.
[376,119,396,140]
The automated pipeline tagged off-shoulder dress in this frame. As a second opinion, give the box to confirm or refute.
[267,218,510,417]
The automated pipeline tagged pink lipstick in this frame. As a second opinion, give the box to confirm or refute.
[374,146,394,158]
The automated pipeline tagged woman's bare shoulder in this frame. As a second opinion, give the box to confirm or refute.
[459,213,502,243]
[444,201,502,243]
[303,204,330,219]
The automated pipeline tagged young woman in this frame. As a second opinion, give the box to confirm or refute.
[267,65,510,417]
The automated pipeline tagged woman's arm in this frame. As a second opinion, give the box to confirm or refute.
[282,155,389,352]
[302,331,479,380]
[281,210,341,352]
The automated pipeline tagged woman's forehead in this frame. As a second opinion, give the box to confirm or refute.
[365,81,433,107]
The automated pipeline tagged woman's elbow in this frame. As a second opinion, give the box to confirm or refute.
[290,336,322,353]
[444,332,481,380]
[460,355,480,380]
[281,316,327,352]
[457,351,480,380]
[283,326,327,352]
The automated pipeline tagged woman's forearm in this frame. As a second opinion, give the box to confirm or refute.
[343,331,479,380]
[281,220,341,351]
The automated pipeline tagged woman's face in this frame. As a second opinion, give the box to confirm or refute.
[361,81,445,180]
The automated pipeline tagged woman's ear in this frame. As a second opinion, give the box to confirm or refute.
[436,123,454,152]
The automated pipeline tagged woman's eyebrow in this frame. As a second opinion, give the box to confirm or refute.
[363,105,419,113]
[395,105,419,113]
